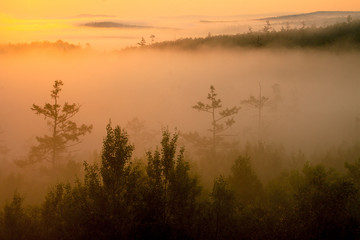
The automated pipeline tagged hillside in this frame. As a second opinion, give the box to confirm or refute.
[259,11,360,21]
[0,40,82,54]
[145,19,360,51]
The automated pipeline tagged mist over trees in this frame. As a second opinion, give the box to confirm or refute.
[0,81,358,239]
[15,80,92,168]
[241,82,269,143]
[146,18,360,51]
[0,76,359,238]
[1,122,360,239]
[0,40,82,54]
[0,17,360,240]
[191,85,240,153]
[0,18,360,54]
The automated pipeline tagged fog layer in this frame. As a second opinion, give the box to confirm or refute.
[0,48,359,162]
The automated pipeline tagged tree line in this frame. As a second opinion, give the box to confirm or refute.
[145,17,360,51]
[1,122,360,239]
[1,80,360,239]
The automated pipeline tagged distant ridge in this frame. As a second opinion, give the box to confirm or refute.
[259,11,360,20]
[0,40,82,54]
[143,19,360,51]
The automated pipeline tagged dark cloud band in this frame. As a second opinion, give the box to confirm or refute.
[80,21,150,29]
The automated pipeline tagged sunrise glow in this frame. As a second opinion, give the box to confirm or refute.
[0,0,359,49]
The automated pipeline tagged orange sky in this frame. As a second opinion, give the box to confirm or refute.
[0,0,359,49]
[1,0,360,18]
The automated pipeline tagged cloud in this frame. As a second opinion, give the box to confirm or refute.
[80,21,150,29]
[79,21,180,30]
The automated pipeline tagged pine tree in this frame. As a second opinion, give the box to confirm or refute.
[137,37,146,46]
[241,82,269,142]
[193,85,240,152]
[28,80,92,167]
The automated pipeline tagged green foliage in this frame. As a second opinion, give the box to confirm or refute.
[101,121,134,195]
[167,146,201,236]
[293,164,359,239]
[148,19,360,51]
[0,193,42,240]
[345,158,360,187]
[142,130,201,239]
[229,155,263,206]
[41,183,71,239]
[1,125,200,240]
[264,171,300,239]
[210,176,238,239]
[2,123,360,239]
[2,194,30,240]
[100,122,142,239]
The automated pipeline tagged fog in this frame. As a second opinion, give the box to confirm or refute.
[2,8,360,237]
[4,11,359,50]
[1,47,359,160]
[0,43,359,208]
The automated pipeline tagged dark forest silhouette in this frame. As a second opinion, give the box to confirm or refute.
[1,123,360,239]
[145,18,360,51]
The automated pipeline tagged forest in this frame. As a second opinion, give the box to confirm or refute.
[0,18,360,239]
[1,123,360,239]
[145,17,360,51]
[0,80,359,239]
[1,17,360,53]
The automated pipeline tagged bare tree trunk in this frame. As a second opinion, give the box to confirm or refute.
[258,81,262,143]
[52,96,58,169]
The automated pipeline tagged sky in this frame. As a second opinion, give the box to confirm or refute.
[1,0,360,18]
[0,0,360,49]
